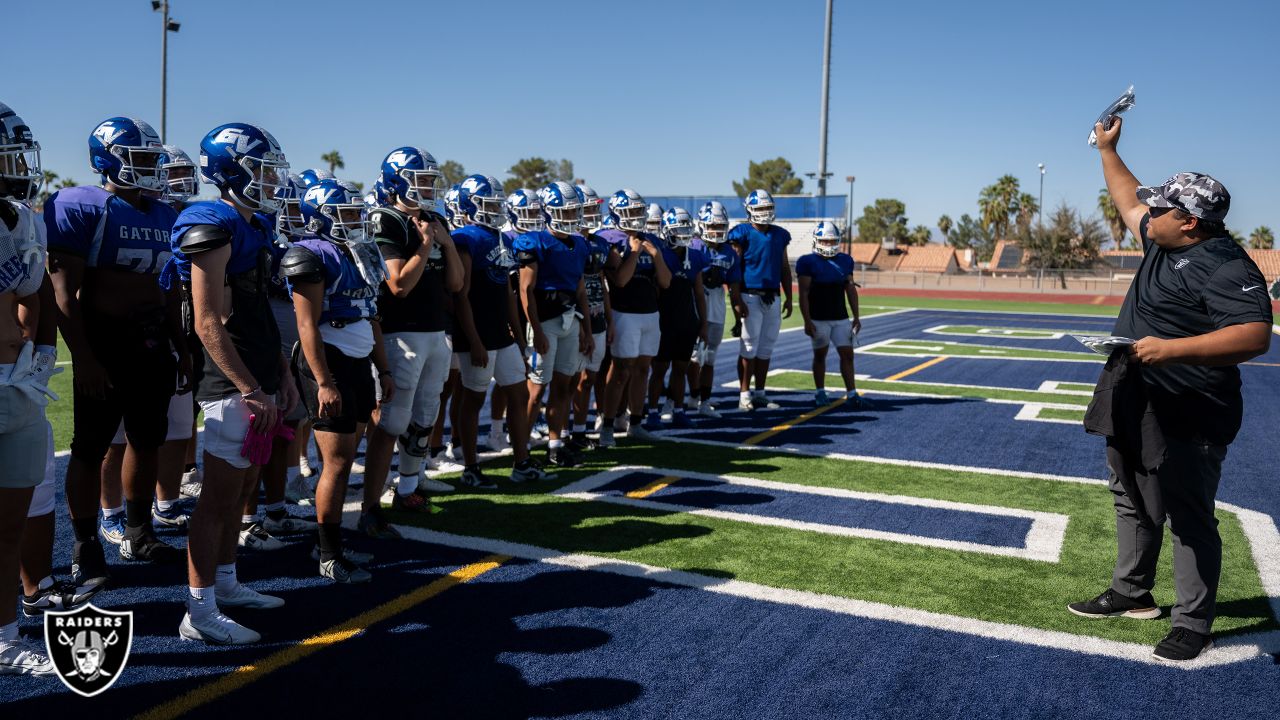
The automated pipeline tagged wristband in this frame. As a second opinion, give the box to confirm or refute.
[240,387,262,401]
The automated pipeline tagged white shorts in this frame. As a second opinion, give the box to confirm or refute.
[740,294,783,360]
[585,331,607,372]
[28,421,56,518]
[199,394,257,470]
[610,311,660,359]
[112,389,195,445]
[527,314,585,385]
[810,319,854,350]
[378,331,453,436]
[704,285,727,326]
[459,344,527,393]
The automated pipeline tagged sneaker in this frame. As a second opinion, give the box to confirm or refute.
[237,522,286,551]
[120,526,185,563]
[670,411,693,429]
[391,490,437,513]
[428,452,465,474]
[311,545,374,566]
[216,583,285,609]
[1067,589,1161,620]
[751,395,781,410]
[847,392,874,410]
[320,557,372,584]
[0,636,55,675]
[659,398,675,423]
[358,508,402,539]
[22,577,101,617]
[179,467,203,498]
[568,433,597,452]
[628,424,657,441]
[597,426,616,448]
[444,443,461,462]
[613,414,630,433]
[459,467,498,490]
[179,611,260,645]
[298,455,317,478]
[1152,627,1213,662]
[263,514,318,535]
[285,474,314,505]
[738,395,754,412]
[99,514,126,546]
[71,540,109,591]
[697,401,722,419]
[418,477,456,493]
[511,458,553,483]
[548,446,583,468]
[532,417,549,438]
[814,389,830,406]
[644,410,663,430]
[484,430,510,452]
[152,503,190,529]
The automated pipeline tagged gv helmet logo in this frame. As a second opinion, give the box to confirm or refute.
[211,128,263,155]
[385,150,413,168]
[44,604,134,697]
[92,123,126,145]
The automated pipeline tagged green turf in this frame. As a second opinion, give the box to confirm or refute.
[859,294,1121,317]
[766,370,1091,407]
[926,325,1070,339]
[1048,381,1095,393]
[864,338,1102,362]
[396,440,1275,645]
[1037,406,1087,421]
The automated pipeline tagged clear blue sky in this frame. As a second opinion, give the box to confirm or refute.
[9,0,1279,236]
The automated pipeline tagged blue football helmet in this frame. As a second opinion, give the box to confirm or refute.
[601,214,616,229]
[198,123,290,212]
[297,168,333,188]
[744,189,775,224]
[443,184,464,227]
[537,181,582,235]
[813,220,842,257]
[457,174,506,230]
[158,145,197,201]
[661,207,695,247]
[645,203,664,234]
[300,178,366,244]
[380,146,441,210]
[607,188,646,232]
[697,201,730,244]
[363,178,387,212]
[506,188,544,233]
[275,174,307,240]
[88,117,165,192]
[575,184,602,230]
[0,102,42,202]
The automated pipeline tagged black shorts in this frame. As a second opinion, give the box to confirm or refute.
[69,309,178,462]
[656,323,698,363]
[293,342,375,434]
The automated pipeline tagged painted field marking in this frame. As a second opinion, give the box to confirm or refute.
[884,356,947,382]
[923,324,1068,340]
[132,554,510,720]
[555,466,1069,562]
[859,338,1102,364]
[389,525,1280,670]
[1015,404,1084,425]
[743,396,849,446]
[1037,381,1094,396]
[627,475,679,499]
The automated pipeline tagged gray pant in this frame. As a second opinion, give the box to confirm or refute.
[1107,437,1226,634]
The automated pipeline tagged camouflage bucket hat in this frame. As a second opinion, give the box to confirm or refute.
[1136,171,1230,223]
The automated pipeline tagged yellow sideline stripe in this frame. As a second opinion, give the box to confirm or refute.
[626,475,679,499]
[133,554,511,720]
[744,396,848,446]
[885,356,947,382]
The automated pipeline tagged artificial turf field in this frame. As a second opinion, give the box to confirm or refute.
[7,295,1280,718]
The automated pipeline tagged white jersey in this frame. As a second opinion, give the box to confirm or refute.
[0,199,46,297]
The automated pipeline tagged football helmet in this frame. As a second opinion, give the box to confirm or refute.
[0,102,41,202]
[300,178,367,244]
[443,184,465,227]
[645,203,664,234]
[812,220,842,257]
[275,174,307,242]
[538,181,582,235]
[88,117,166,192]
[575,184,603,230]
[159,145,198,201]
[697,201,730,245]
[380,146,441,210]
[363,178,387,211]
[297,168,333,188]
[198,122,289,212]
[607,189,647,232]
[744,189,775,224]
[661,207,695,247]
[458,174,506,230]
[506,188,544,232]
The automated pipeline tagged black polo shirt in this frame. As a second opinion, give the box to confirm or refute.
[1112,215,1272,444]
[371,206,453,334]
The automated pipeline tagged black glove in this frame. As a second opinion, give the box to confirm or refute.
[730,319,742,338]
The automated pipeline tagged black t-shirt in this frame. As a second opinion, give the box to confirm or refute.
[452,225,516,353]
[372,207,452,334]
[1111,215,1272,444]
[610,232,663,314]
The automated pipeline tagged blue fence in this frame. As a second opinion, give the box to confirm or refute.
[642,194,846,221]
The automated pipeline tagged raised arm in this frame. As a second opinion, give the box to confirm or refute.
[1094,118,1148,242]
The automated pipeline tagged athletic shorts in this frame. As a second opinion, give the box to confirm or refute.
[29,421,56,517]
[527,313,585,385]
[0,383,48,489]
[656,321,698,363]
[585,331,607,372]
[459,344,527,393]
[810,319,854,350]
[739,293,782,360]
[294,342,376,434]
[610,311,660,359]
[377,331,452,436]
[199,394,273,470]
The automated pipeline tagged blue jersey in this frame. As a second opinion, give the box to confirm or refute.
[453,225,517,351]
[286,239,378,324]
[456,225,517,287]
[698,241,742,290]
[166,201,277,286]
[727,222,790,291]
[513,230,588,293]
[44,185,177,275]
[796,251,854,321]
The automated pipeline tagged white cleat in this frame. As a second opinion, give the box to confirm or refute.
[263,514,317,535]
[659,399,675,423]
[697,402,722,419]
[216,583,285,609]
[0,637,55,675]
[238,522,285,551]
[179,611,261,645]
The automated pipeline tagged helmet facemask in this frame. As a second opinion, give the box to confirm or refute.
[0,139,41,202]
[545,202,582,235]
[746,203,775,224]
[397,167,441,209]
[108,144,167,192]
[235,152,290,212]
[471,193,507,230]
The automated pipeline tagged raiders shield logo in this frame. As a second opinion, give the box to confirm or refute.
[43,604,133,697]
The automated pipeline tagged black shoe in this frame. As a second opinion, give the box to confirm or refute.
[71,540,110,591]
[568,433,597,452]
[459,467,498,490]
[22,577,101,617]
[548,446,583,468]
[1152,627,1213,662]
[119,526,185,564]
[1067,588,1161,619]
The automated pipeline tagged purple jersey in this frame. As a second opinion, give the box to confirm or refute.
[44,185,177,275]
[285,239,378,325]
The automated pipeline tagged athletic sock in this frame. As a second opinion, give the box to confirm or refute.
[740,391,752,403]
[317,523,342,563]
[102,505,125,519]
[241,515,255,529]
[572,424,586,434]
[397,472,419,496]
[125,499,150,529]
[265,502,287,521]
[188,586,216,618]
[155,499,176,513]
[214,563,238,593]
[629,413,643,425]
[72,517,97,542]
[548,439,564,449]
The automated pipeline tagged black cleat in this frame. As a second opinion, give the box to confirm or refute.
[23,577,102,617]
[1067,588,1161,620]
[1153,627,1213,662]
[71,540,110,591]
[119,526,185,564]
[548,446,584,468]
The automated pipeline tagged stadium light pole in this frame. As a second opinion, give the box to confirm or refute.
[152,1,181,142]
[816,0,834,203]
[1037,163,1045,227]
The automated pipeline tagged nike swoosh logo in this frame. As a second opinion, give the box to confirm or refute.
[1243,285,1261,292]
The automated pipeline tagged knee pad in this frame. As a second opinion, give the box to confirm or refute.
[397,422,431,476]
[701,345,718,367]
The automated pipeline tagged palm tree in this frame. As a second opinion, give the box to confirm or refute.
[1249,226,1275,250]
[978,175,1021,241]
[321,150,344,174]
[937,214,953,241]
[1014,192,1039,230]
[1097,188,1126,248]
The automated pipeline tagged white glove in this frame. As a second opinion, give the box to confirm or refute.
[33,344,62,388]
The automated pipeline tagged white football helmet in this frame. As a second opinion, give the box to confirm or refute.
[744,189,775,224]
[813,220,842,257]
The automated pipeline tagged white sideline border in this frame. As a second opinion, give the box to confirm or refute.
[553,465,1068,563]
[858,338,1103,364]
[923,324,1067,340]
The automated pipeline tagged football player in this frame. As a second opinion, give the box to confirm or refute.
[569,184,619,449]
[648,208,708,428]
[796,221,864,406]
[687,201,742,418]
[728,189,792,411]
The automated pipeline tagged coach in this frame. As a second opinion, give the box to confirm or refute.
[1071,117,1272,662]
